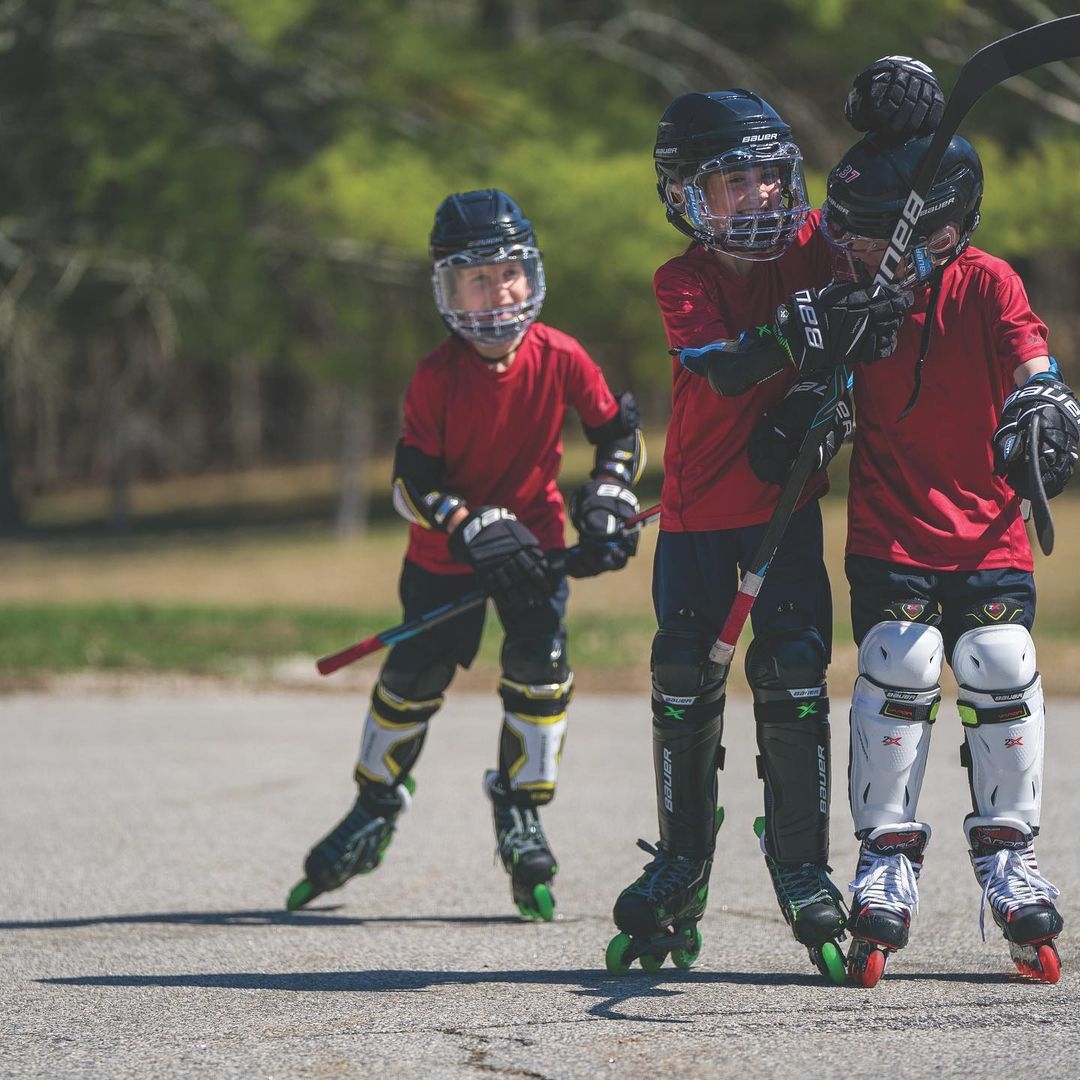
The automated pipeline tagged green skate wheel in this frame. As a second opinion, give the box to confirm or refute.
[819,940,846,985]
[286,879,316,911]
[516,883,555,922]
[639,952,664,973]
[605,933,633,975]
[672,927,703,970]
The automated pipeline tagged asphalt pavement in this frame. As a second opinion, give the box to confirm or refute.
[2,684,1078,1078]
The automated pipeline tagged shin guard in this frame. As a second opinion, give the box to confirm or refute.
[497,675,573,807]
[954,624,1044,829]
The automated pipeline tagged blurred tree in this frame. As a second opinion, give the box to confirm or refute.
[1,0,1078,536]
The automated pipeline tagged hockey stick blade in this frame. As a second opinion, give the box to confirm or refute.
[1027,411,1055,556]
[875,14,1080,289]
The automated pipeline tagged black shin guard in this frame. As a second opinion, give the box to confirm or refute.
[651,612,728,859]
[652,692,726,858]
[746,627,831,865]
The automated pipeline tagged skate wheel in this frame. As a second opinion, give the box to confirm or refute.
[1016,943,1061,984]
[818,941,847,985]
[516,883,555,922]
[849,945,886,988]
[286,879,316,912]
[605,933,633,975]
[639,953,664,973]
[672,927,703,970]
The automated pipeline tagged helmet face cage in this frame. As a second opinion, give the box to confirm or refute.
[665,142,810,260]
[431,246,546,348]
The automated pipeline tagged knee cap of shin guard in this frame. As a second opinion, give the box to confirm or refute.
[859,621,944,690]
[501,632,570,686]
[652,612,726,697]
[952,624,1036,692]
[745,626,826,692]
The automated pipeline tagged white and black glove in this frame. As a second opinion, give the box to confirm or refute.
[778,283,912,374]
[448,507,557,609]
[992,373,1080,499]
[845,56,944,140]
[748,378,854,486]
[564,479,640,578]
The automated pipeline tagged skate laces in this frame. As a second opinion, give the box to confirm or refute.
[495,804,550,862]
[628,839,705,902]
[849,849,920,920]
[771,861,842,914]
[971,845,1060,942]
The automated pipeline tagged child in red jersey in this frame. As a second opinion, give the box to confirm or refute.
[288,189,645,920]
[812,127,1078,986]
[606,78,921,981]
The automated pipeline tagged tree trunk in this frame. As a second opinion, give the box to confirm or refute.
[0,387,23,533]
[230,353,263,468]
[335,387,374,537]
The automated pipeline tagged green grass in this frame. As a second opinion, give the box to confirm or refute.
[0,601,658,679]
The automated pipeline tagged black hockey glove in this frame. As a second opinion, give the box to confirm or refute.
[564,478,640,577]
[845,56,944,140]
[748,377,854,486]
[778,283,912,374]
[448,507,557,609]
[992,374,1080,500]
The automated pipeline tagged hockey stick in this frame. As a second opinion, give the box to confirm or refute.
[708,13,1080,667]
[316,502,661,674]
[1027,411,1055,556]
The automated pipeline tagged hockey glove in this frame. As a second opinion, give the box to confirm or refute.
[748,377,854,486]
[845,56,944,140]
[778,283,912,374]
[564,478,640,577]
[448,507,557,609]
[992,373,1080,500]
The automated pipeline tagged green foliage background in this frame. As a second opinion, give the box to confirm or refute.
[1,0,1079,529]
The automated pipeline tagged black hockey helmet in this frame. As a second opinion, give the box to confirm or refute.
[429,189,546,348]
[653,89,810,259]
[822,131,983,285]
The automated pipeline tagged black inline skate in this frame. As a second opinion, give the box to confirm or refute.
[754,817,847,984]
[846,822,929,988]
[484,770,558,921]
[605,807,724,974]
[286,777,415,911]
[966,816,1063,984]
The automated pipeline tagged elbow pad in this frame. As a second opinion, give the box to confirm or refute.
[391,440,464,531]
[583,391,647,487]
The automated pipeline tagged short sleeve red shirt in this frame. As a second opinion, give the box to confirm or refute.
[846,247,1048,572]
[654,210,835,531]
[401,322,619,574]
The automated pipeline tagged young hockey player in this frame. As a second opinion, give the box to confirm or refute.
[605,70,927,980]
[809,126,1076,986]
[287,189,645,920]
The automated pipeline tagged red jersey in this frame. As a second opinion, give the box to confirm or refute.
[846,247,1048,572]
[400,322,619,574]
[654,210,834,531]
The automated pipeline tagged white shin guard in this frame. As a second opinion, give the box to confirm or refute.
[850,621,943,834]
[954,625,1044,829]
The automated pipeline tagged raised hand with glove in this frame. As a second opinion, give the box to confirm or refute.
[845,56,944,140]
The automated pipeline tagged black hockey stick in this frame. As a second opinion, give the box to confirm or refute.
[708,13,1080,666]
[1027,411,1055,556]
